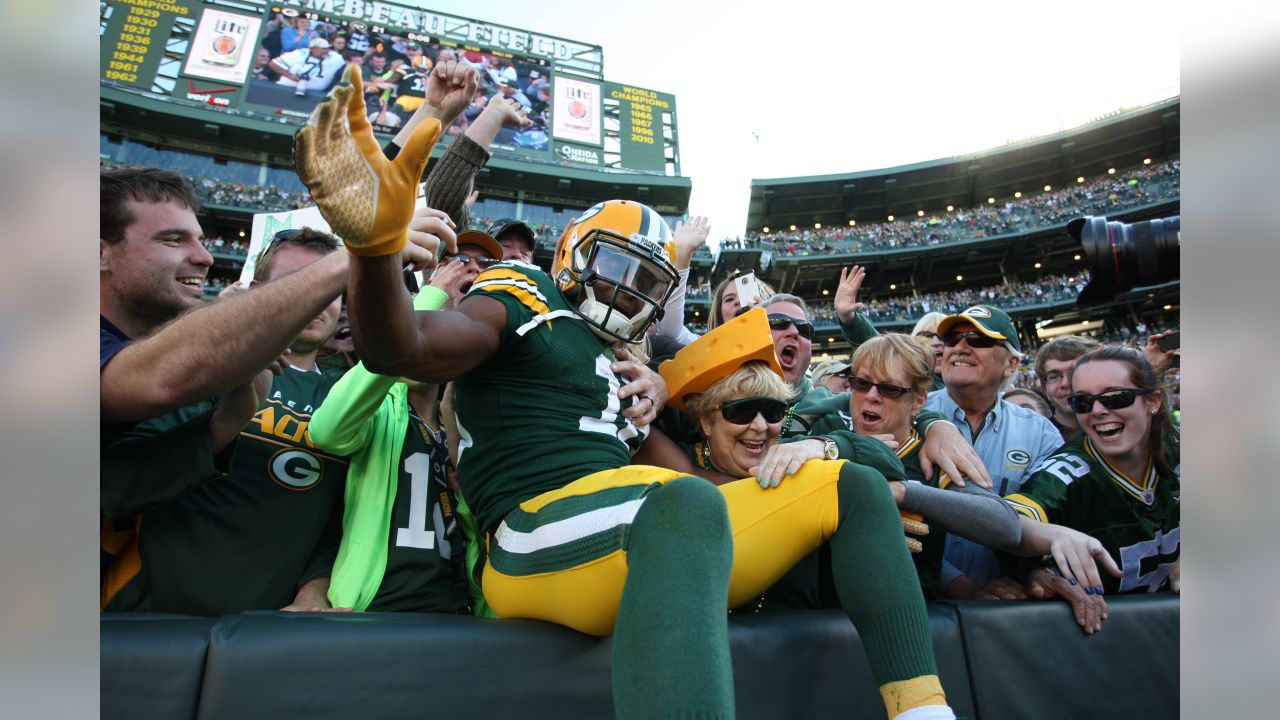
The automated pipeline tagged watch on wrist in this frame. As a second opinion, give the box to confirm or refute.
[814,436,839,460]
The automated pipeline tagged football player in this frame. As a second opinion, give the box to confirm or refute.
[293,65,957,720]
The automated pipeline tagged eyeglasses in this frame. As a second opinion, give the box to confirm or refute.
[715,396,789,425]
[849,376,916,399]
[1043,370,1068,386]
[446,254,500,269]
[942,330,1000,349]
[766,313,814,340]
[1066,388,1154,414]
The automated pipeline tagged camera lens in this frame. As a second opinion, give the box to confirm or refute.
[1068,215,1179,306]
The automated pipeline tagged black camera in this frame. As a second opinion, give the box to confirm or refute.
[1067,215,1180,306]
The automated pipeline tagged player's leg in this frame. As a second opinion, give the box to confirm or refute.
[614,475,733,718]
[720,459,952,720]
[482,466,735,719]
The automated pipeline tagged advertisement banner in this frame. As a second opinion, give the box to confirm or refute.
[552,140,603,167]
[551,77,601,147]
[182,8,264,84]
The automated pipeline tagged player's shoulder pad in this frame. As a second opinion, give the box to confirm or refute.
[466,261,555,315]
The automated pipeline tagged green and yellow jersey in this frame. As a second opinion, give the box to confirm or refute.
[1005,435,1180,594]
[454,262,646,535]
[104,367,349,615]
[365,406,465,612]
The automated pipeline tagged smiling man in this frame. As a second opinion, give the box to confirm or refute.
[923,304,1064,599]
[100,168,358,615]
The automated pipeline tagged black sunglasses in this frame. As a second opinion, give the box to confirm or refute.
[1067,388,1154,414]
[943,330,1000,349]
[766,313,814,340]
[715,396,789,425]
[849,376,916,399]
[446,254,500,269]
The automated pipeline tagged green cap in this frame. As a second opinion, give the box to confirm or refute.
[936,304,1022,355]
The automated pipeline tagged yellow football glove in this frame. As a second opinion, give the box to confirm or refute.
[901,511,929,554]
[293,64,441,257]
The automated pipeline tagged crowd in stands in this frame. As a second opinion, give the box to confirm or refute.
[202,237,250,257]
[732,160,1179,254]
[101,59,1179,717]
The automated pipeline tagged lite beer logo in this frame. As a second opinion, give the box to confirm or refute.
[203,16,250,65]
[564,84,593,131]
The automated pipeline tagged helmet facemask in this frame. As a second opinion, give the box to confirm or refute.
[562,230,677,343]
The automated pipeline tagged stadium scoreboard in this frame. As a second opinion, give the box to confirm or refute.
[100,0,680,176]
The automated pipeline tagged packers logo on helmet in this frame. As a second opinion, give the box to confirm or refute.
[552,199,679,343]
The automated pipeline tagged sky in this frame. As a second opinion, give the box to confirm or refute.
[415,0,1180,245]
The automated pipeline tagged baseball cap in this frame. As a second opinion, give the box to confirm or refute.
[453,229,503,261]
[309,37,332,49]
[486,218,536,248]
[404,41,423,50]
[811,359,851,382]
[935,304,1022,355]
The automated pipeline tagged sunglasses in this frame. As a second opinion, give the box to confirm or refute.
[1066,388,1155,414]
[446,254,500,269]
[849,376,916,399]
[766,313,814,340]
[715,396,789,425]
[942,330,1000,349]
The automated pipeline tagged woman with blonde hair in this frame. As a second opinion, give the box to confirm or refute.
[847,333,1020,598]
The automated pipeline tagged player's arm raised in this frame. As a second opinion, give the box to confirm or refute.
[294,65,501,383]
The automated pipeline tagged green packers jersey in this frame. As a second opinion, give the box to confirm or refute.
[454,263,646,535]
[106,367,349,615]
[367,408,466,613]
[1006,436,1180,594]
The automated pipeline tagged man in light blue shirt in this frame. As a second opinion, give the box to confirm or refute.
[923,305,1063,598]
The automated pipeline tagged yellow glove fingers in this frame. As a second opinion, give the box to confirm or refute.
[905,537,924,553]
[394,117,442,188]
[341,65,385,164]
[292,124,317,190]
[900,511,929,536]
[310,90,342,160]
[327,83,356,151]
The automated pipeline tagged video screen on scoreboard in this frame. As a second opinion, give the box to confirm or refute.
[241,6,552,152]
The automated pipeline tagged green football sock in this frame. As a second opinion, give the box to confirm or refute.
[614,476,734,720]
[830,463,940,687]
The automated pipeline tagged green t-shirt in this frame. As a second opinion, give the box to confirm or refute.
[106,367,349,615]
[454,263,646,535]
[366,407,467,613]
[1006,435,1180,593]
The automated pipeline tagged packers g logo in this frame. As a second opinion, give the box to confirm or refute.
[962,306,993,319]
[1005,449,1031,468]
[269,449,323,490]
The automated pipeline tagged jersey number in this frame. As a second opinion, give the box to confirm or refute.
[396,452,452,558]
[1042,456,1090,485]
[579,354,644,447]
[1118,527,1179,592]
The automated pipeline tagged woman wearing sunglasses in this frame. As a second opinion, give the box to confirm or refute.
[1005,347,1180,599]
[647,310,958,719]
[846,334,1021,599]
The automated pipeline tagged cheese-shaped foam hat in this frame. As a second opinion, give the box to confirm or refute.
[659,307,784,410]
